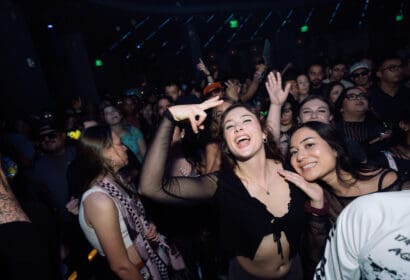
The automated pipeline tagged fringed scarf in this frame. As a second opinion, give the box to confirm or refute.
[97,177,185,280]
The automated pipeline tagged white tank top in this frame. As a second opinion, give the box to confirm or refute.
[78,186,133,256]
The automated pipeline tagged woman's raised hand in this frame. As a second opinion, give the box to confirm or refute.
[197,58,210,75]
[277,169,325,209]
[168,96,224,133]
[265,71,290,106]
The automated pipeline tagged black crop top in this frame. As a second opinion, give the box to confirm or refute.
[138,112,310,262]
[215,167,306,260]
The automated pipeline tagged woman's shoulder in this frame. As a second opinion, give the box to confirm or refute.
[379,169,402,191]
[82,188,118,216]
[82,178,115,200]
[82,186,110,202]
[370,169,401,192]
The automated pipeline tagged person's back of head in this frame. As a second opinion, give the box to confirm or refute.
[315,190,410,279]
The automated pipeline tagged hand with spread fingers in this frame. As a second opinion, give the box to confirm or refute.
[224,80,240,102]
[277,169,325,209]
[265,71,290,106]
[168,96,224,133]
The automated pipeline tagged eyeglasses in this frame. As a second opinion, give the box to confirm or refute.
[351,70,369,79]
[380,64,403,72]
[40,132,58,142]
[345,93,369,101]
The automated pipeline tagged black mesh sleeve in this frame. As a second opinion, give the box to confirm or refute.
[138,111,218,203]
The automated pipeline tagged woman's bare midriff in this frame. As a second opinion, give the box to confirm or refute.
[237,233,292,279]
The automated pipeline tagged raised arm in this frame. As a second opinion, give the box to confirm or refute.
[265,72,290,145]
[197,58,214,84]
[240,66,266,103]
[138,97,224,203]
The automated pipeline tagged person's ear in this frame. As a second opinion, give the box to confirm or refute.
[329,114,334,122]
[262,132,267,141]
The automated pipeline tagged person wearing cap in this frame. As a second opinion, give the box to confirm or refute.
[350,62,372,89]
[202,82,224,99]
[31,124,77,276]
[33,125,76,212]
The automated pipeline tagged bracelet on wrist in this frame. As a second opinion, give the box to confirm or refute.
[304,201,329,216]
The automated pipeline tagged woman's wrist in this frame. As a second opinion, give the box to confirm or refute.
[163,109,177,124]
[305,201,328,216]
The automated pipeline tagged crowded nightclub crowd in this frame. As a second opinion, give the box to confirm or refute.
[1,8,410,279]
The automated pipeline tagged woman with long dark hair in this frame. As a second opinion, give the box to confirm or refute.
[283,121,409,223]
[77,126,185,280]
[138,73,326,279]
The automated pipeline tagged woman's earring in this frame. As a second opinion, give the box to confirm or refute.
[263,138,267,144]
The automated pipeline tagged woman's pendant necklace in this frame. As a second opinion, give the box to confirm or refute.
[253,182,270,195]
[261,183,270,195]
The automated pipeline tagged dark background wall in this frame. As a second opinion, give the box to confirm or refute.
[1,0,409,117]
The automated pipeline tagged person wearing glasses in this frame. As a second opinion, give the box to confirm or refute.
[349,62,372,89]
[333,87,389,163]
[368,54,410,125]
[31,124,77,276]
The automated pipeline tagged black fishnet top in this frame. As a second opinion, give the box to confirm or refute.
[139,112,328,263]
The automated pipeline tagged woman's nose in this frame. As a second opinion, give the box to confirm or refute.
[296,149,307,162]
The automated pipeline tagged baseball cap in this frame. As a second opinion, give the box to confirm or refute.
[202,82,223,96]
[349,62,369,75]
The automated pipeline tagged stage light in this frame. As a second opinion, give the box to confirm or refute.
[95,59,103,67]
[395,14,404,22]
[229,19,238,28]
[47,24,54,29]
[300,25,309,33]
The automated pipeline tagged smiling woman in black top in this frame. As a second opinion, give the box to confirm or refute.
[138,73,326,279]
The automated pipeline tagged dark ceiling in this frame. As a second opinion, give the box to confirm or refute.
[17,0,408,60]
[9,0,408,95]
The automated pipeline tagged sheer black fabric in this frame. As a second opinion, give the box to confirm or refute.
[138,112,329,277]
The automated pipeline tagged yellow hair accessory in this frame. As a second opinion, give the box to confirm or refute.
[68,130,81,140]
